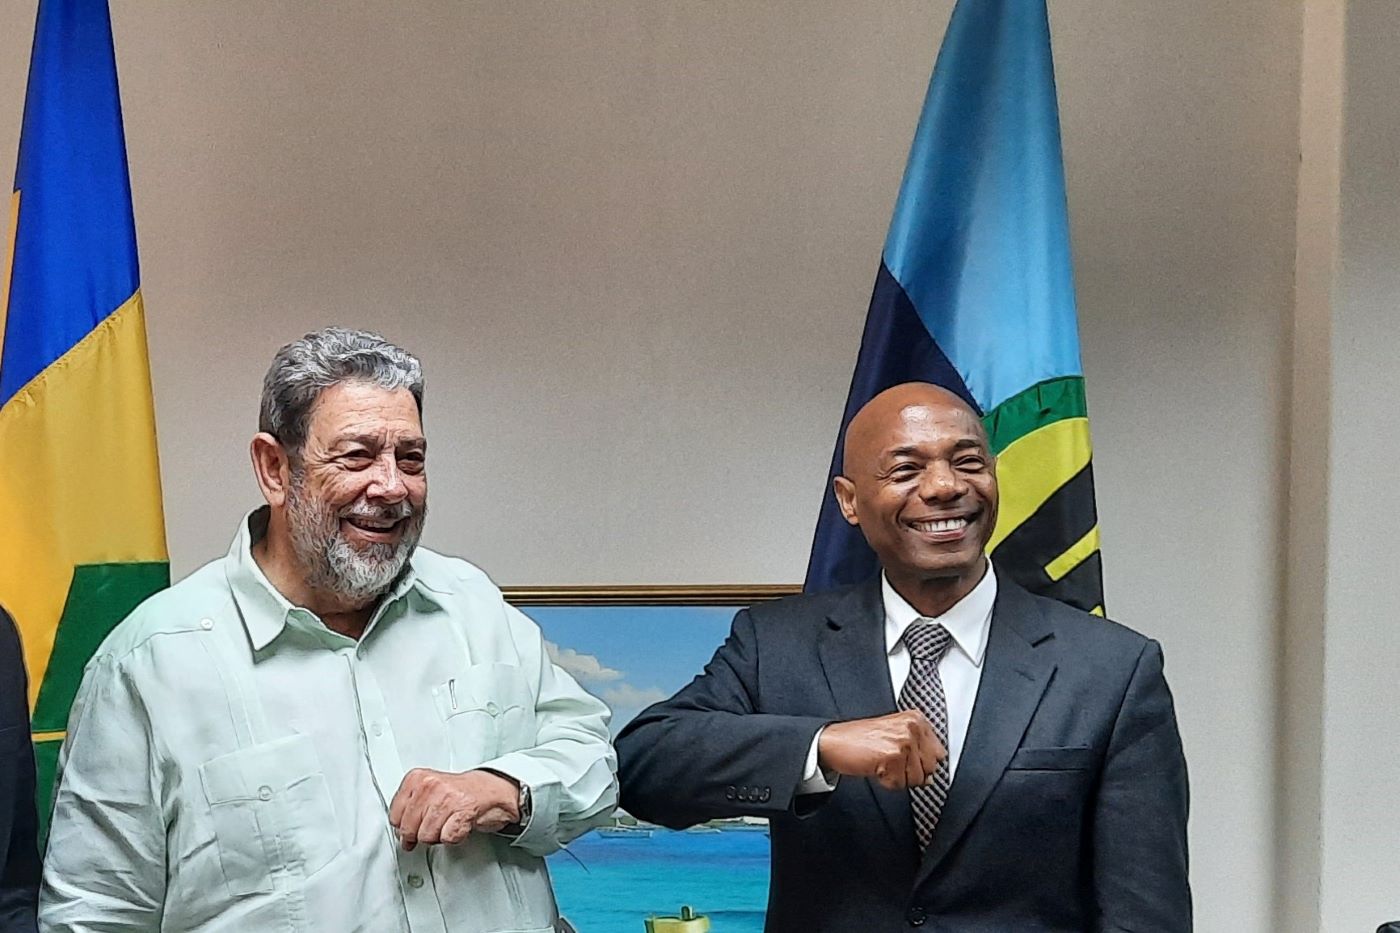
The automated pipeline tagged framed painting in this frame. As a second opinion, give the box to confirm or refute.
[504,584,801,933]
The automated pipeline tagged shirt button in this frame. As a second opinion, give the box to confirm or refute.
[257,786,273,801]
[407,874,424,889]
[906,906,927,926]
[724,785,736,801]
[485,702,500,716]
[371,722,384,737]
[199,618,214,630]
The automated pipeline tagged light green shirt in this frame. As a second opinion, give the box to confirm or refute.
[40,509,617,933]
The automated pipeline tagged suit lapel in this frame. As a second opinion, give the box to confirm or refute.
[816,579,917,857]
[916,579,1057,883]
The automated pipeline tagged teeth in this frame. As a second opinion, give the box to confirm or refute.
[348,517,397,530]
[913,518,967,533]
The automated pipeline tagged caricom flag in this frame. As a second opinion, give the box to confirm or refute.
[805,0,1104,614]
[0,0,169,822]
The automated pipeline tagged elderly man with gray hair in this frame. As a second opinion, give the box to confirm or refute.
[40,328,616,933]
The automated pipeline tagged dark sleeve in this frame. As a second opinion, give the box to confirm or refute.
[0,609,40,933]
[615,608,831,828]
[1092,639,1191,933]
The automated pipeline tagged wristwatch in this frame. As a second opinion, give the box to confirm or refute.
[483,770,531,837]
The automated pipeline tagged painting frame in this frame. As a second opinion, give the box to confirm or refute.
[502,583,801,607]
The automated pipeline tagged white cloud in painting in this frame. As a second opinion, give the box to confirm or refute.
[599,683,669,709]
[545,641,624,684]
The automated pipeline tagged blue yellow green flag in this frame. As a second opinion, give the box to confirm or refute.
[1,0,169,821]
[805,0,1104,613]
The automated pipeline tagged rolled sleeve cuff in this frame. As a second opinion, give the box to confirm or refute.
[474,752,562,855]
[476,745,618,851]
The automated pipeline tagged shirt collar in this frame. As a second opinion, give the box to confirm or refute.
[882,561,997,667]
[225,507,443,652]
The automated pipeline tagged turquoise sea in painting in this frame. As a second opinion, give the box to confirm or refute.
[549,828,770,933]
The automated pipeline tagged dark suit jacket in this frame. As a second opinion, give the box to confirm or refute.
[616,574,1190,932]
[0,608,39,932]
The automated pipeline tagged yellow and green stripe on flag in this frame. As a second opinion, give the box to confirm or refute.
[1,0,168,820]
[805,0,1104,614]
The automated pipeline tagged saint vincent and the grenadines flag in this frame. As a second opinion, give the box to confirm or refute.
[1,0,168,819]
[806,0,1105,614]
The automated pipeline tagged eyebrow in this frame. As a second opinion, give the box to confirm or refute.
[885,437,986,458]
[334,434,427,450]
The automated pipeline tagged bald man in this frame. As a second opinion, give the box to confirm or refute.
[616,383,1190,932]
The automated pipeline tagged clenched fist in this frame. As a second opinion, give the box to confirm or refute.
[388,768,520,851]
[817,710,946,790]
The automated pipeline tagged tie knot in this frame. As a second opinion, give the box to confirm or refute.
[903,621,953,661]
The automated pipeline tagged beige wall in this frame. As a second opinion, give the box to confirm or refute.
[6,1,1379,930]
[1318,1,1400,927]
[1277,0,1342,927]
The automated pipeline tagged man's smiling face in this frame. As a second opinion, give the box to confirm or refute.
[282,380,429,605]
[833,383,998,596]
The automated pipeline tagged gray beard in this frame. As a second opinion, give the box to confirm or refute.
[285,475,426,607]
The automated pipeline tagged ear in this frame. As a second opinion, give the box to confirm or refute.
[250,432,293,507]
[832,475,860,527]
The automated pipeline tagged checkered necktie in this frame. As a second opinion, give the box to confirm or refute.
[897,620,954,850]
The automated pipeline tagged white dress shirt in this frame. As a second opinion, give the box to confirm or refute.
[798,563,997,793]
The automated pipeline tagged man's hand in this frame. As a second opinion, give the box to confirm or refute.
[388,768,520,851]
[817,710,946,790]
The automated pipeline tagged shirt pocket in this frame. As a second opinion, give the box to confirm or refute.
[198,733,342,895]
[1006,744,1097,772]
[432,663,537,770]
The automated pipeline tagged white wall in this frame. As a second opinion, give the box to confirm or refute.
[1278,0,1342,927]
[1317,1,1400,926]
[1052,5,1301,927]
[0,2,1321,929]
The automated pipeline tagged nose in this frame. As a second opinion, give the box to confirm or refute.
[917,460,966,502]
[365,453,409,503]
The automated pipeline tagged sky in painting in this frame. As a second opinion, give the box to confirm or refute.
[519,605,738,734]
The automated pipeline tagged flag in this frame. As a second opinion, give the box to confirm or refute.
[805,0,1104,614]
[0,0,169,823]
